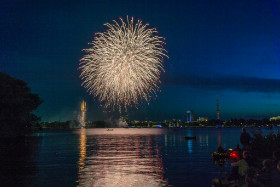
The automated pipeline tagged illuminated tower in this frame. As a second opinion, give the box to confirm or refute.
[216,96,220,120]
[186,110,194,123]
[80,100,87,127]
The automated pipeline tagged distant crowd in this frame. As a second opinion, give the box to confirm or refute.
[213,128,280,187]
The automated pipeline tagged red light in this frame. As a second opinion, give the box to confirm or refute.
[231,152,238,159]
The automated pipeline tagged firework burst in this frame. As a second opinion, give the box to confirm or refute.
[79,16,168,111]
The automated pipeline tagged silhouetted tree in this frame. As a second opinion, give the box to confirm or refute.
[0,72,42,138]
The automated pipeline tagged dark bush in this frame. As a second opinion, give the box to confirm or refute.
[0,72,42,137]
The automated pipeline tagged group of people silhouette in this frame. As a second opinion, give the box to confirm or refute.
[213,128,280,187]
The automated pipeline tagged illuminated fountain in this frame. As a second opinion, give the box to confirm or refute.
[80,100,87,128]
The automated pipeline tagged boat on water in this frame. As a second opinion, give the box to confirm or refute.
[211,149,240,161]
[184,136,196,140]
[211,152,230,159]
[106,129,114,131]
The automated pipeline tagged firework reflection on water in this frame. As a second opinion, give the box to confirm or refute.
[77,128,167,186]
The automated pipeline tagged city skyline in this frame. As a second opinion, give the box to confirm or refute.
[1,0,280,121]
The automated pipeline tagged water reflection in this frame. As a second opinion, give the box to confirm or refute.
[79,128,87,172]
[75,127,280,186]
[217,131,222,146]
[78,129,168,186]
[198,135,209,147]
[0,136,42,186]
[186,130,193,153]
[4,128,276,186]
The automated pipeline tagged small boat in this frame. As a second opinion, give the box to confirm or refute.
[184,136,196,140]
[106,128,114,131]
[211,152,230,159]
[211,149,240,161]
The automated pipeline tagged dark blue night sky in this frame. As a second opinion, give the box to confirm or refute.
[1,0,280,121]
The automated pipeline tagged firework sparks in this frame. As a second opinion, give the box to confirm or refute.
[79,16,168,111]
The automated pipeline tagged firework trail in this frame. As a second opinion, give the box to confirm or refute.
[79,16,168,111]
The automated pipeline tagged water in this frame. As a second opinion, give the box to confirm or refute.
[0,127,278,186]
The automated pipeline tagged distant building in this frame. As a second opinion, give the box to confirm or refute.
[186,110,194,122]
[270,116,280,121]
[197,117,208,122]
